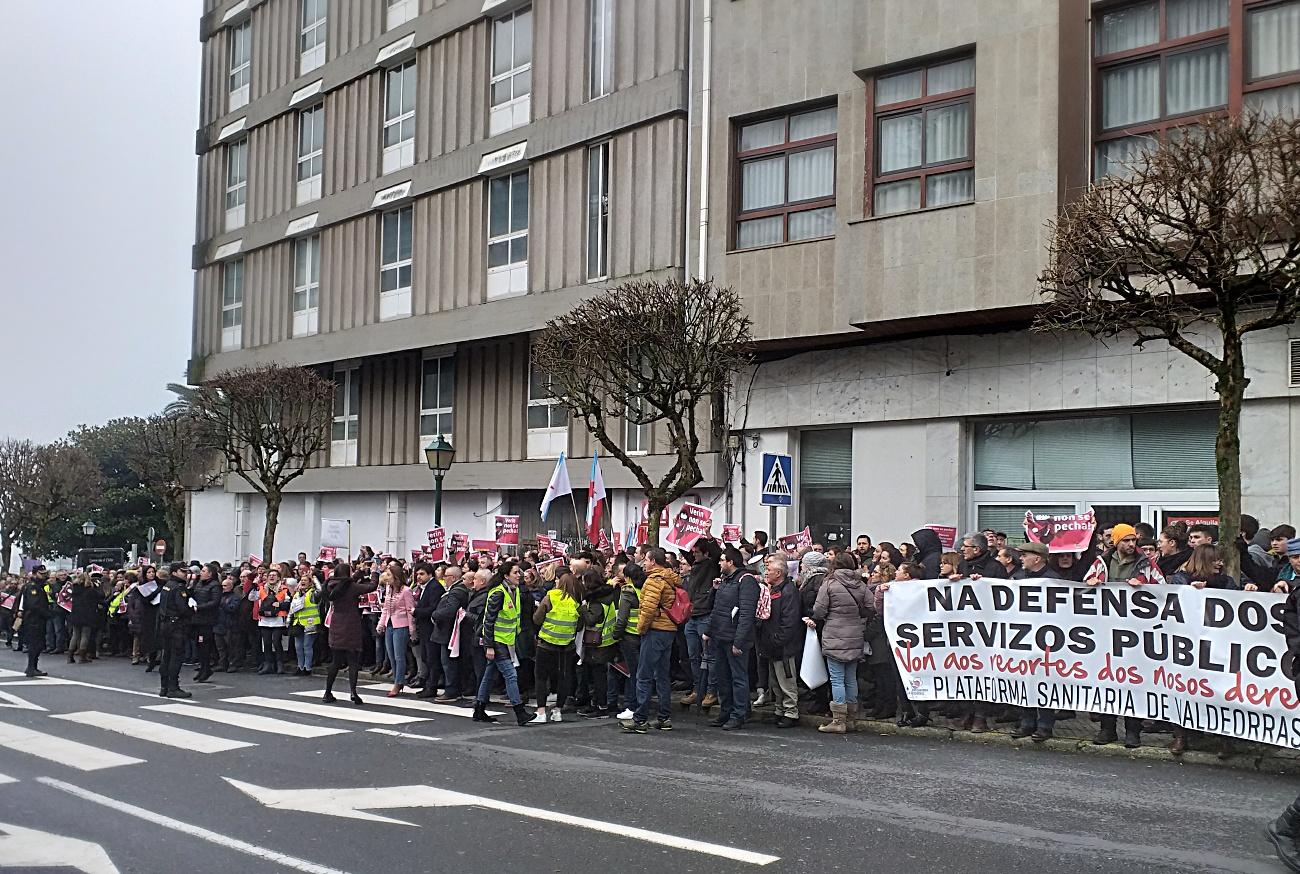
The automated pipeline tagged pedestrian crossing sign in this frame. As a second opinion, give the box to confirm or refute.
[760,453,793,506]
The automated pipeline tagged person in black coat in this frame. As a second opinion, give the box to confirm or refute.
[430,565,471,703]
[703,547,759,730]
[67,574,105,663]
[16,571,52,676]
[1270,581,1300,869]
[953,533,1009,580]
[156,565,195,699]
[911,528,944,580]
[756,558,803,728]
[191,562,222,683]
[411,562,444,698]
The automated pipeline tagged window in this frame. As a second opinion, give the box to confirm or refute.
[586,142,610,280]
[297,104,324,204]
[382,61,416,175]
[419,356,455,443]
[225,139,247,231]
[1246,1,1300,116]
[300,0,327,74]
[487,170,529,299]
[1093,0,1300,177]
[972,410,1218,491]
[292,234,320,338]
[228,20,251,111]
[589,0,614,100]
[624,397,648,454]
[387,0,417,30]
[221,259,244,352]
[490,7,533,135]
[733,105,837,249]
[380,206,413,321]
[800,429,852,546]
[331,368,360,467]
[527,360,567,459]
[869,56,974,216]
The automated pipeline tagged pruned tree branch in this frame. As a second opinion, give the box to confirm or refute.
[1037,112,1300,578]
[533,278,753,546]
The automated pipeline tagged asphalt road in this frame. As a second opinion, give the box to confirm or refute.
[0,648,1296,874]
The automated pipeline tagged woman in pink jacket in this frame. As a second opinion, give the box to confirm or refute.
[377,564,415,697]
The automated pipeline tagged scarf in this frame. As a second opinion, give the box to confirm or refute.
[756,582,772,620]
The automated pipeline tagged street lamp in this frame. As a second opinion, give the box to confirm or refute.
[82,520,96,550]
[424,436,456,527]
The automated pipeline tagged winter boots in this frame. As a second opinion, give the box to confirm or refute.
[472,701,498,723]
[818,703,848,734]
[1269,801,1300,872]
[513,704,533,726]
[845,703,859,732]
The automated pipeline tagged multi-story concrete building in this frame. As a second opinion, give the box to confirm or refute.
[188,0,1300,559]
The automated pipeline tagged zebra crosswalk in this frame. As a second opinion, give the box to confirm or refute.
[0,682,452,777]
[50,711,256,753]
[142,702,350,737]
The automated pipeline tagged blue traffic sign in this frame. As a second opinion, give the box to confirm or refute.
[760,453,793,507]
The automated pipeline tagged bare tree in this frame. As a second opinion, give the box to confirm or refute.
[129,413,221,560]
[533,278,753,545]
[1037,113,1300,576]
[186,363,334,561]
[0,439,39,570]
[19,442,103,558]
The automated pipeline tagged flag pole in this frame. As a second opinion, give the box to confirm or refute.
[570,489,583,547]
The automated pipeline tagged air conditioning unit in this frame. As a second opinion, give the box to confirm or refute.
[1290,338,1300,389]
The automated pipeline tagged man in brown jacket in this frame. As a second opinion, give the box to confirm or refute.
[621,548,682,734]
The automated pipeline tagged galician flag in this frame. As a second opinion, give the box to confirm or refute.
[540,452,572,521]
[586,450,607,544]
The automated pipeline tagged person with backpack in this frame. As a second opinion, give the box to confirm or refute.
[620,548,684,734]
[702,546,760,731]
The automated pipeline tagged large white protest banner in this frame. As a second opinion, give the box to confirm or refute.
[885,579,1300,748]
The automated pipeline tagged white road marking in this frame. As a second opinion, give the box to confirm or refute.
[142,703,350,738]
[291,689,502,718]
[0,669,27,678]
[0,677,79,686]
[50,711,255,754]
[0,820,120,874]
[25,678,158,698]
[0,689,46,711]
[225,778,780,865]
[0,721,144,771]
[221,696,428,725]
[367,728,442,741]
[0,774,15,785]
[38,778,354,874]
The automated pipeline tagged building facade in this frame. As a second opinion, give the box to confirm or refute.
[188,0,1300,559]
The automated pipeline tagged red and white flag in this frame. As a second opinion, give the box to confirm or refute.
[586,450,607,545]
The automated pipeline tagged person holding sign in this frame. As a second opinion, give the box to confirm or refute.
[1268,573,1300,870]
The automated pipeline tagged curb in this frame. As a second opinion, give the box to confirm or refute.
[768,710,1300,776]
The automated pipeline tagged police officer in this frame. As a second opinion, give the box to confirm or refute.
[157,563,195,699]
[16,567,52,677]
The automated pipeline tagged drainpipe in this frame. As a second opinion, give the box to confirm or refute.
[696,0,713,281]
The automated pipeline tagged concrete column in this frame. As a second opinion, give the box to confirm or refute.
[303,493,323,558]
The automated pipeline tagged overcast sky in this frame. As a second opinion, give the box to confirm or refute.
[0,2,198,444]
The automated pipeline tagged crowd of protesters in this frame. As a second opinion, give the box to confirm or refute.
[3,514,1299,749]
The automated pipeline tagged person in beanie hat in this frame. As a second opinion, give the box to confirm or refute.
[1274,537,1300,591]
